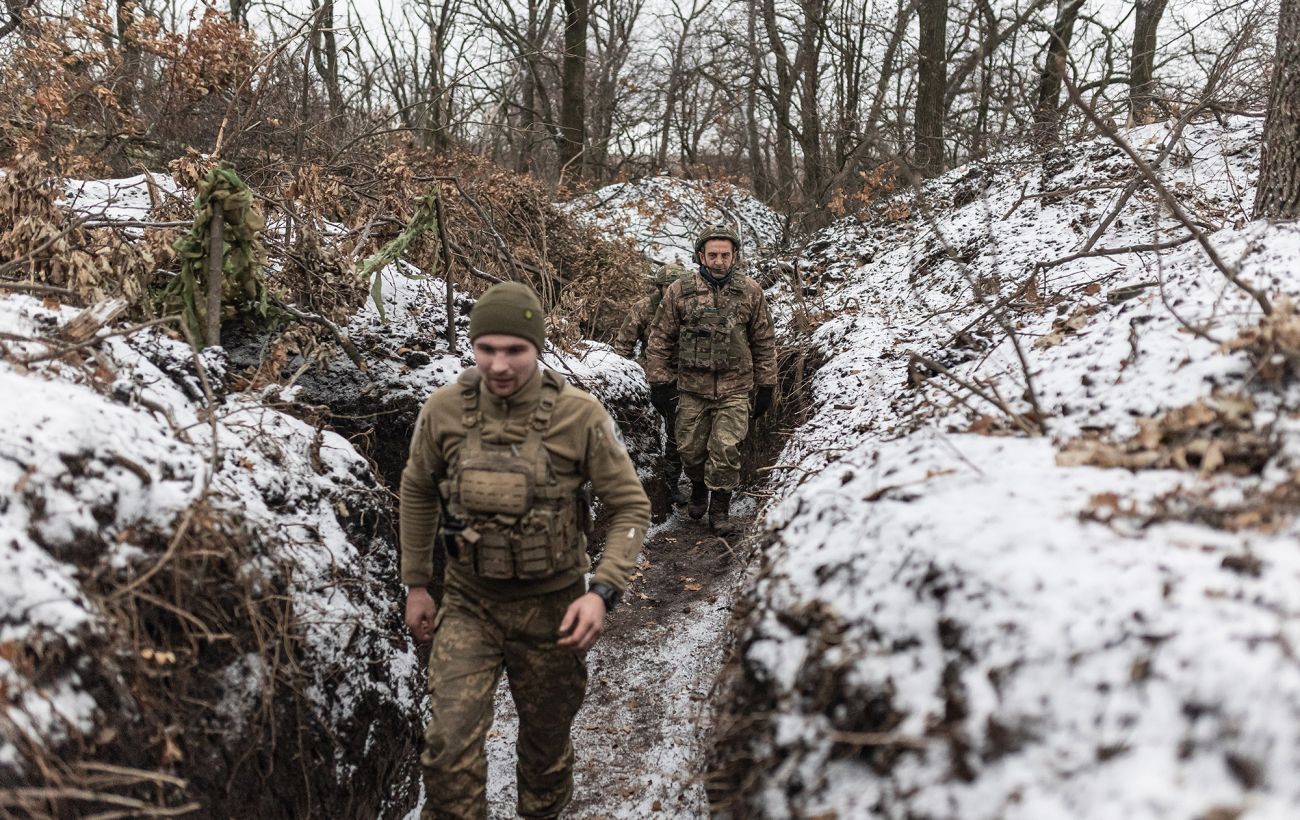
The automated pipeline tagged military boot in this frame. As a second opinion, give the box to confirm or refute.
[710,490,736,536]
[666,460,685,505]
[687,481,709,520]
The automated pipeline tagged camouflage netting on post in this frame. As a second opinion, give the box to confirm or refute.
[164,165,269,342]
[357,189,441,323]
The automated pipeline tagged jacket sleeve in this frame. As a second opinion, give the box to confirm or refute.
[612,298,648,359]
[644,283,681,385]
[583,404,651,592]
[749,287,778,387]
[399,397,447,586]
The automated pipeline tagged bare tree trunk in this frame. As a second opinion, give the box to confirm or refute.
[1034,0,1085,139]
[228,0,248,27]
[1128,0,1169,125]
[760,0,798,198]
[1256,0,1300,218]
[796,0,827,202]
[116,0,140,112]
[205,210,224,348]
[310,0,344,119]
[745,0,772,197]
[559,0,590,176]
[914,0,947,177]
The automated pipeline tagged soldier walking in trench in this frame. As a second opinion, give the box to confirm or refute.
[400,282,651,819]
[613,262,687,499]
[644,224,777,536]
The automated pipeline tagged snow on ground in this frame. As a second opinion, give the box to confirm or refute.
[0,293,422,800]
[725,116,1300,818]
[566,176,785,267]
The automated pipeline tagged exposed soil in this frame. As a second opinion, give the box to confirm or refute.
[477,500,760,819]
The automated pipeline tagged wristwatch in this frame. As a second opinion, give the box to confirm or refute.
[589,581,621,613]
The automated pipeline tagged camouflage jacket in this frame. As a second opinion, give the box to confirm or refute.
[645,269,777,399]
[613,295,655,359]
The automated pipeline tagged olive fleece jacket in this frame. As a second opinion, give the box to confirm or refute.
[399,368,650,599]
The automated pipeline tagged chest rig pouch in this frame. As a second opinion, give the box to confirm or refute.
[445,369,584,581]
[678,274,748,372]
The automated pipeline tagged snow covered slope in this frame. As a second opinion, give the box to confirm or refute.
[720,118,1300,819]
[0,293,422,815]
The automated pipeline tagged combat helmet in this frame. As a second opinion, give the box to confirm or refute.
[653,262,685,286]
[693,223,741,257]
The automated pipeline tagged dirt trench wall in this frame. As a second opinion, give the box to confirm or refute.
[0,297,424,820]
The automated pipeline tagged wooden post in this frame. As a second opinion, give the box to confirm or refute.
[205,207,224,347]
[433,186,457,354]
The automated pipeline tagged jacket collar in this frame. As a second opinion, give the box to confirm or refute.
[697,264,735,290]
[481,368,542,420]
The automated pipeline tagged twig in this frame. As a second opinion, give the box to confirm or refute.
[1064,76,1272,316]
[1039,233,1196,270]
[16,316,179,366]
[73,762,188,789]
[909,351,1040,435]
[0,281,78,298]
[270,296,367,372]
[0,789,199,815]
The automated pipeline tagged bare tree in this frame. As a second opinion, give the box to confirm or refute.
[1256,0,1300,218]
[1034,0,1086,138]
[559,0,590,175]
[1129,0,1170,123]
[915,0,947,176]
[587,0,644,177]
[656,0,713,172]
[310,0,344,119]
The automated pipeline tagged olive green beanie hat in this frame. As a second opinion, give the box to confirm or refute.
[469,282,546,352]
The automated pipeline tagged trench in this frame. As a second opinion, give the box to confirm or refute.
[277,329,817,818]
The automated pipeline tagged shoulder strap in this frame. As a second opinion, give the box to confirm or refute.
[681,273,698,300]
[523,370,565,483]
[459,367,482,429]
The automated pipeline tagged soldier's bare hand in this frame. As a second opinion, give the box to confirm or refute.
[557,593,606,652]
[405,587,437,644]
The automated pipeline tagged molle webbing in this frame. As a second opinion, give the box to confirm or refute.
[449,369,581,580]
[678,274,748,372]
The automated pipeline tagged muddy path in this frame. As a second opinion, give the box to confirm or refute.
[476,499,760,819]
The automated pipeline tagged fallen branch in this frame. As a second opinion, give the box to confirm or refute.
[0,281,78,298]
[270,296,367,372]
[909,351,1042,435]
[1065,76,1272,316]
[1039,233,1196,270]
[829,730,928,751]
[16,315,179,366]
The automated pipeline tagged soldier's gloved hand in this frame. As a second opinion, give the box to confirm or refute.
[405,587,438,644]
[753,384,775,419]
[649,382,675,416]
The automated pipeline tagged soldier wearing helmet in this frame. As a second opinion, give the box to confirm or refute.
[644,223,777,535]
[615,262,687,496]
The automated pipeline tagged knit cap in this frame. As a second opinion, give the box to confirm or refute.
[468,282,546,352]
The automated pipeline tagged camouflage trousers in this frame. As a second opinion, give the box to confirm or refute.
[420,580,587,820]
[675,392,750,491]
[660,386,681,478]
